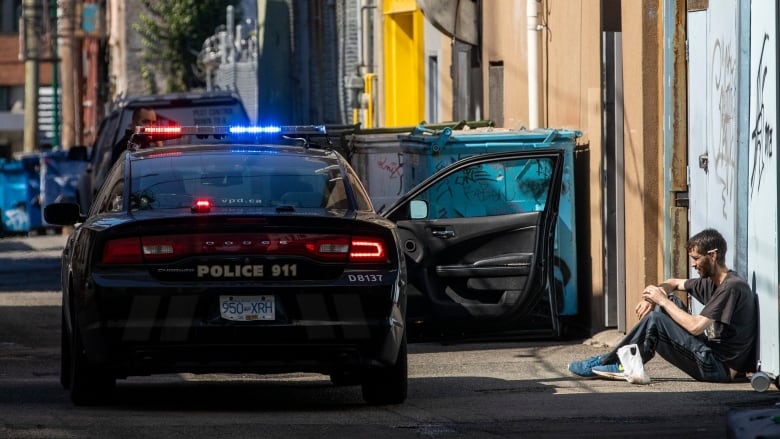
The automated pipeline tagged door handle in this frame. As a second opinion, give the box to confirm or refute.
[431,229,455,239]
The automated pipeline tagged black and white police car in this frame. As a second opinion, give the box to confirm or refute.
[46,123,567,406]
[45,125,408,406]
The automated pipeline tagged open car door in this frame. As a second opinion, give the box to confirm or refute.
[383,149,565,332]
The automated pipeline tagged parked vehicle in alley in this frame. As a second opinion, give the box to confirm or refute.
[46,125,407,406]
[74,91,249,215]
[45,123,565,406]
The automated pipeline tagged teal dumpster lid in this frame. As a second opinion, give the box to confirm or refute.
[401,126,582,154]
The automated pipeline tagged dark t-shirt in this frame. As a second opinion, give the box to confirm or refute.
[685,270,757,372]
[110,129,134,168]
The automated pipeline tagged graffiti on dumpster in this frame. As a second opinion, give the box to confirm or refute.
[710,37,738,219]
[375,154,404,196]
[749,33,775,199]
[3,203,28,232]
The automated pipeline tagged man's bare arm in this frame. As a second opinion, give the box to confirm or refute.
[657,278,687,293]
[642,285,711,335]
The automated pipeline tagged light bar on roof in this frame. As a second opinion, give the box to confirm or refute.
[229,125,326,135]
[134,125,327,137]
[130,125,330,149]
[229,126,282,134]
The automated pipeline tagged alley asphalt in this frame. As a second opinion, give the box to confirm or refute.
[2,231,780,437]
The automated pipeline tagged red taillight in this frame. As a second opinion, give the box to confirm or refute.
[102,237,144,264]
[349,237,388,263]
[309,237,350,261]
[100,233,390,264]
[141,236,191,262]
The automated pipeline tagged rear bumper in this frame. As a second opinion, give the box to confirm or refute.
[74,283,405,378]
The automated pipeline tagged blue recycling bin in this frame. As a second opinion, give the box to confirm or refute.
[398,126,583,317]
[40,150,89,226]
[0,159,30,233]
[21,154,43,231]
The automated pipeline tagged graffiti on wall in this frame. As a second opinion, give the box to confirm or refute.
[750,33,775,198]
[710,38,738,218]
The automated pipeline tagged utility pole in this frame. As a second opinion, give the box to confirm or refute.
[60,0,76,149]
[44,0,59,149]
[22,0,40,153]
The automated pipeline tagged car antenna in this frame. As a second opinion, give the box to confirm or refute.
[282,135,311,149]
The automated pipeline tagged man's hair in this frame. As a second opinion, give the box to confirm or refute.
[687,228,727,265]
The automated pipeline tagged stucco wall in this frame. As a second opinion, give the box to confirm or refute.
[481,0,604,331]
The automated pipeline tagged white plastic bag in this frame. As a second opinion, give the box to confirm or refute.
[617,344,651,384]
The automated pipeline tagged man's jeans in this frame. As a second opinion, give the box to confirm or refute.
[600,297,732,382]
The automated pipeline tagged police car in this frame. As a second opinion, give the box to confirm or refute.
[45,125,407,406]
[46,124,566,406]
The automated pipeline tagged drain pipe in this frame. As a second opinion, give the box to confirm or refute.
[526,0,541,129]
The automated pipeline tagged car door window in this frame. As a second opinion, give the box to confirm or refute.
[92,165,125,215]
[383,150,565,329]
[410,157,554,219]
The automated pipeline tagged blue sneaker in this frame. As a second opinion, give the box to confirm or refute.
[592,362,625,380]
[568,355,603,377]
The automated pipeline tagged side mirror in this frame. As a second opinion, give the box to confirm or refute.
[410,199,428,219]
[44,202,85,226]
[67,145,89,161]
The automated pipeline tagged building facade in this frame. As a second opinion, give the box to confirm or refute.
[6,0,777,342]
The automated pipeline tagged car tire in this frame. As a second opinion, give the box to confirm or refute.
[60,312,71,389]
[68,316,115,406]
[360,335,408,405]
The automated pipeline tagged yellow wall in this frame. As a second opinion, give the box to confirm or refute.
[382,0,425,127]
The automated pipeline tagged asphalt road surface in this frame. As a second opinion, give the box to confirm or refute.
[0,233,778,438]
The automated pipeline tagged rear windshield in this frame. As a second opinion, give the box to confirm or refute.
[129,151,349,211]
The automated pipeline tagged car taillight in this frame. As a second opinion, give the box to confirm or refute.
[102,237,144,264]
[308,238,350,262]
[141,236,190,262]
[349,237,388,263]
[101,234,390,264]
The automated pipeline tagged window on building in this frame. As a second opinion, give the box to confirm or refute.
[488,61,504,128]
[1,0,23,33]
[0,86,22,112]
[426,55,438,123]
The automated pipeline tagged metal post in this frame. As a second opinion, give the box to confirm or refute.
[22,0,40,153]
[50,0,59,149]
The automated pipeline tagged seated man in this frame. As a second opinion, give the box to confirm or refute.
[569,228,757,382]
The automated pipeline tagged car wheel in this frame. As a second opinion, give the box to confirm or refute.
[360,335,408,405]
[68,317,115,406]
[60,312,71,389]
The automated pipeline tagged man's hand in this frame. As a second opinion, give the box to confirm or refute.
[635,300,654,320]
[641,283,711,336]
[642,285,669,306]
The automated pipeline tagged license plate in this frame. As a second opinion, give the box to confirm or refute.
[219,295,275,321]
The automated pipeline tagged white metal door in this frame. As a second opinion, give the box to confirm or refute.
[748,0,779,380]
[687,2,740,315]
